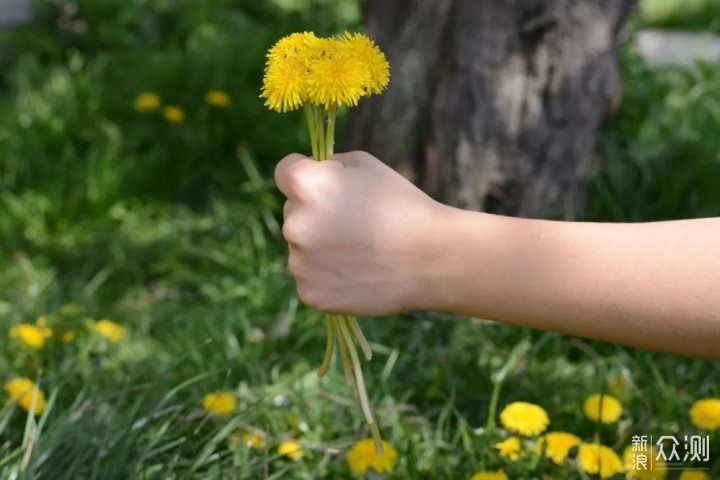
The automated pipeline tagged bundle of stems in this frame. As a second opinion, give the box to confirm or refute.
[304,103,384,455]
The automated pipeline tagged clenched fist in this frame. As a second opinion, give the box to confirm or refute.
[274,151,449,316]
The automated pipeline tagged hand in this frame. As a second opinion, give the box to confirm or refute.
[274,151,448,316]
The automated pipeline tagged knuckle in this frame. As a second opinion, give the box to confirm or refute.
[281,219,303,244]
[296,283,322,310]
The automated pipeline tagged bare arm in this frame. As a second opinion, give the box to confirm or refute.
[274,151,720,361]
[422,209,720,360]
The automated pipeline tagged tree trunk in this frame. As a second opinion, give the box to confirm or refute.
[345,0,636,219]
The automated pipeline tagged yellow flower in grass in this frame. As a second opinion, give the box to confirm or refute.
[10,323,50,349]
[470,471,509,480]
[202,391,236,416]
[495,436,522,460]
[338,32,390,95]
[689,398,720,431]
[679,471,709,480]
[278,439,304,460]
[206,90,231,108]
[4,377,46,415]
[499,401,550,436]
[163,105,185,124]
[623,445,666,479]
[229,431,266,449]
[61,330,76,343]
[346,438,398,475]
[95,319,124,342]
[578,443,624,479]
[584,393,623,424]
[134,92,161,112]
[536,431,581,465]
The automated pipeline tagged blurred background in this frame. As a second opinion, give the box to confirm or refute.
[0,0,718,478]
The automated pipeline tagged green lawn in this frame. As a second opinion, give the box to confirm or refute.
[1,1,719,478]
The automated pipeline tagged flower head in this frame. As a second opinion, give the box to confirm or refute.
[95,319,124,342]
[206,90,231,108]
[536,431,581,465]
[679,471,709,480]
[163,106,185,124]
[346,438,398,475]
[495,436,522,460]
[278,439,304,460]
[202,391,236,416]
[578,443,624,479]
[261,56,309,112]
[4,377,46,415]
[266,31,319,63]
[305,39,369,108]
[584,393,623,424]
[499,401,550,436]
[229,431,266,449]
[61,330,76,343]
[470,471,509,480]
[134,92,161,112]
[10,323,51,349]
[689,398,720,431]
[338,32,390,95]
[623,445,666,479]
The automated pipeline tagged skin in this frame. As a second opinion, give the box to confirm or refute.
[275,151,720,361]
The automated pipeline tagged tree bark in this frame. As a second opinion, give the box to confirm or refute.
[345,0,636,219]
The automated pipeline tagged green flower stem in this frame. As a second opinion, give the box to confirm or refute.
[317,314,335,378]
[315,105,326,160]
[335,316,356,388]
[347,315,372,361]
[302,101,382,455]
[325,105,337,159]
[304,104,319,159]
[336,316,384,455]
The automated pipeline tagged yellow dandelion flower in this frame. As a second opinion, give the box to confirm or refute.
[9,323,48,349]
[229,431,266,449]
[206,90,231,108]
[495,436,522,460]
[346,438,398,475]
[266,31,319,63]
[163,105,185,124]
[95,319,124,342]
[4,377,46,415]
[499,401,550,436]
[134,92,161,113]
[338,32,390,95]
[623,445,666,479]
[578,443,624,479]
[536,431,581,465]
[59,303,84,316]
[679,471,709,480]
[202,391,236,416]
[689,398,720,431]
[260,56,308,112]
[278,439,304,461]
[470,472,509,480]
[583,393,623,424]
[61,330,76,343]
[305,39,369,108]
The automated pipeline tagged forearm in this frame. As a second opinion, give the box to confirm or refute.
[422,206,720,360]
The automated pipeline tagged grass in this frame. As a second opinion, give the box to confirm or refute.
[0,0,719,479]
[639,0,720,32]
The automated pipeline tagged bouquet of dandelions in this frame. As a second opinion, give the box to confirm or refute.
[261,31,390,454]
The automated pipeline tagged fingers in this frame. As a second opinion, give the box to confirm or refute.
[331,150,374,167]
[274,153,314,197]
